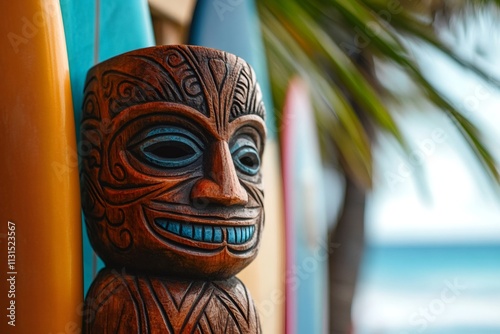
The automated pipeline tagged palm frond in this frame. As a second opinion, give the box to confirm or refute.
[257,0,500,186]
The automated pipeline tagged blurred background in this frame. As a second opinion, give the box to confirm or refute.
[97,0,500,333]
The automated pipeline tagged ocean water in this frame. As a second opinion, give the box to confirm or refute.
[353,244,500,334]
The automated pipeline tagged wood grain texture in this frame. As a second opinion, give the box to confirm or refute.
[80,45,265,332]
[83,269,261,333]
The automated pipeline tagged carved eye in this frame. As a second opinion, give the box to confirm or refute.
[231,136,261,176]
[133,127,203,169]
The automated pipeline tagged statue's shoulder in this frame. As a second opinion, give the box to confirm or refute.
[82,268,140,334]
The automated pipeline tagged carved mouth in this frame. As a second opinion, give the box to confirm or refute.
[154,219,255,245]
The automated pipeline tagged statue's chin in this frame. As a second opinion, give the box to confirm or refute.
[100,242,260,280]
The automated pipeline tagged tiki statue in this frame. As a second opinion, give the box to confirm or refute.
[80,45,265,333]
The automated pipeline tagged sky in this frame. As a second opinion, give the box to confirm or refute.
[365,8,500,245]
[353,8,500,332]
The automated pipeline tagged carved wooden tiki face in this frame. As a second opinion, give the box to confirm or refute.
[80,45,266,279]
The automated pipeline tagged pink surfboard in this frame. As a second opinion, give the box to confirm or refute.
[282,77,329,334]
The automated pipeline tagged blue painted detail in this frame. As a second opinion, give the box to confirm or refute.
[242,227,248,242]
[156,219,167,229]
[135,126,204,169]
[146,127,204,147]
[193,225,203,241]
[203,226,213,242]
[232,147,260,175]
[181,224,193,238]
[231,136,260,175]
[167,222,181,235]
[140,137,201,168]
[235,227,242,243]
[227,227,236,244]
[213,227,223,243]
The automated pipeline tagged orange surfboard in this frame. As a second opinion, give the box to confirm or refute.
[0,1,82,332]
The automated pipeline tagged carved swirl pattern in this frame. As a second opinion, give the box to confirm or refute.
[101,70,163,117]
[80,45,267,258]
[81,45,265,122]
[85,47,213,119]
[82,76,101,120]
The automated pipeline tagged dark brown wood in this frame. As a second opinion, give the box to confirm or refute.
[80,45,266,333]
[83,269,261,333]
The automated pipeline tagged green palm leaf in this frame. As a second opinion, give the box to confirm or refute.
[257,0,500,186]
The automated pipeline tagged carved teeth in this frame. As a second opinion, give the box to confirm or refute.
[166,222,180,235]
[213,226,223,243]
[155,219,254,244]
[194,225,203,241]
[203,226,213,242]
[181,224,193,238]
[227,227,236,244]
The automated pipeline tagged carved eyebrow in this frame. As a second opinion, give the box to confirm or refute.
[229,66,266,122]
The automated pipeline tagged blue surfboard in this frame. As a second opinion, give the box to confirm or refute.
[190,2,285,333]
[60,0,155,293]
[282,77,328,334]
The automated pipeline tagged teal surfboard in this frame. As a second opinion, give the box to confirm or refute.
[60,0,155,293]
[282,77,328,334]
[190,2,285,333]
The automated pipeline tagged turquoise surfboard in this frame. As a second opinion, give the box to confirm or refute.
[190,2,285,333]
[282,77,328,334]
[60,0,155,293]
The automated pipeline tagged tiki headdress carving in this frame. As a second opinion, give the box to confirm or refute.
[80,45,266,279]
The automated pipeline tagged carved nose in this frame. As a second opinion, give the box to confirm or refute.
[190,141,248,206]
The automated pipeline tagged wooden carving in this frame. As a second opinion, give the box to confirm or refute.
[80,45,266,333]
